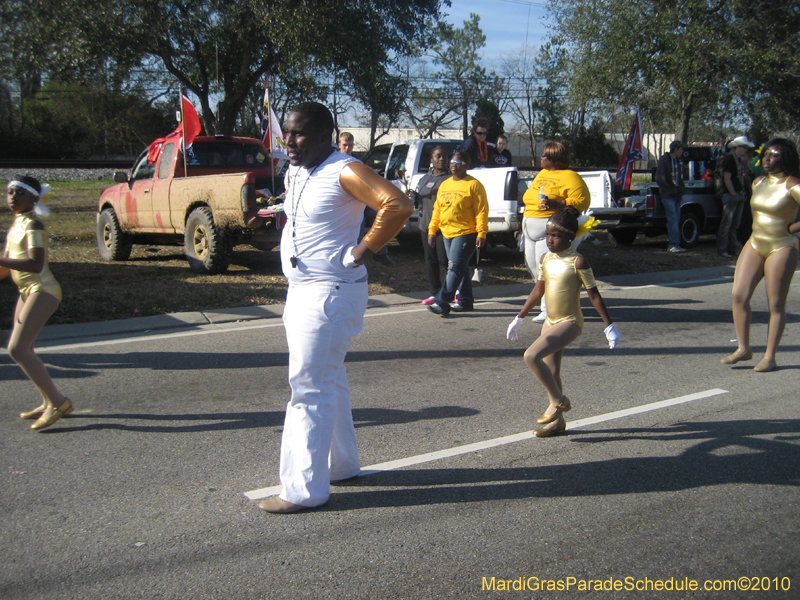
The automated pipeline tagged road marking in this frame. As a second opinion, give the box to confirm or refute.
[32,271,749,351]
[243,388,728,500]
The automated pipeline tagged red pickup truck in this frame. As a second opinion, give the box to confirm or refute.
[96,136,285,274]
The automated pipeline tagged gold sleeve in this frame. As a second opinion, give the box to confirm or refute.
[340,162,414,252]
[26,229,45,249]
[577,268,597,290]
[790,184,800,205]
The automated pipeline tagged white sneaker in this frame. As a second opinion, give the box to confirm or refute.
[532,312,547,323]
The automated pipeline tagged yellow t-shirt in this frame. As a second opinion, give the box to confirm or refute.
[428,175,489,239]
[523,169,591,219]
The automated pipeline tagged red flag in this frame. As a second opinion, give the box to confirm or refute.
[181,93,201,150]
[146,93,202,164]
[615,112,643,191]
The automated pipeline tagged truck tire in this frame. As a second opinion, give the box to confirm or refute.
[185,207,231,274]
[97,207,132,261]
[609,228,638,245]
[679,212,702,248]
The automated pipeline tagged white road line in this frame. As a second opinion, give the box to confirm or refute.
[243,387,728,500]
[33,271,743,351]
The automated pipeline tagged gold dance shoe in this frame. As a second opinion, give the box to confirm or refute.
[20,404,46,420]
[536,396,571,424]
[720,349,753,365]
[31,398,73,431]
[534,419,567,438]
[753,357,777,373]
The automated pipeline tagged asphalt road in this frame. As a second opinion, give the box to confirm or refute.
[2,267,799,600]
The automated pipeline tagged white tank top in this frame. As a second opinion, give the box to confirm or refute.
[280,151,368,284]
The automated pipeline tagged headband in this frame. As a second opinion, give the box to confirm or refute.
[8,180,41,197]
[546,220,576,235]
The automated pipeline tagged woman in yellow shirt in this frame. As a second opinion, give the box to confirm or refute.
[521,142,591,322]
[2,176,72,431]
[427,152,489,315]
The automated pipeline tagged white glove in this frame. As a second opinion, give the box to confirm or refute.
[604,323,620,349]
[343,247,358,268]
[507,316,523,341]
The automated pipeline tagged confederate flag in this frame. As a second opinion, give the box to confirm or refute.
[615,112,643,191]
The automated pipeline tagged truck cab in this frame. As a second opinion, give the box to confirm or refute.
[590,145,724,247]
[363,140,521,247]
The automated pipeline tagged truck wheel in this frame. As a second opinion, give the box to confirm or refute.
[97,208,132,261]
[679,212,702,248]
[609,229,638,245]
[185,207,231,274]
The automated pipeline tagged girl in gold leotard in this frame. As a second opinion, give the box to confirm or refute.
[506,208,619,437]
[722,138,800,372]
[1,176,73,430]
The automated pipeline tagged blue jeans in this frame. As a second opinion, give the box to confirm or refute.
[662,195,681,247]
[435,233,477,308]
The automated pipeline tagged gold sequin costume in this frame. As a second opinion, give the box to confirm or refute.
[5,211,62,301]
[748,175,800,259]
[537,247,597,331]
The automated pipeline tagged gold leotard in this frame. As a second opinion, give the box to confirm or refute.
[748,175,800,259]
[5,212,62,302]
[538,247,597,331]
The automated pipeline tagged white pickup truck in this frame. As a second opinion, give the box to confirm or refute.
[362,140,522,247]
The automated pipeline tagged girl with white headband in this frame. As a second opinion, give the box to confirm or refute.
[2,175,73,431]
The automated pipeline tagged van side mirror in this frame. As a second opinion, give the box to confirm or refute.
[114,171,129,184]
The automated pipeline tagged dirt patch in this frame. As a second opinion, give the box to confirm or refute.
[0,178,736,328]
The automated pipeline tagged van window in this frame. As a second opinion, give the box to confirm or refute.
[386,144,409,181]
[417,141,461,173]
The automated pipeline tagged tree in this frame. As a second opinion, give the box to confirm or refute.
[4,0,445,136]
[549,0,731,142]
[408,13,502,139]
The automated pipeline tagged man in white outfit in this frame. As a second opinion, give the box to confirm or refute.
[259,102,412,514]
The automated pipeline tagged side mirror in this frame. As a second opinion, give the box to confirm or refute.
[113,171,129,184]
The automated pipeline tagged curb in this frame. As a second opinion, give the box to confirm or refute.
[30,266,737,345]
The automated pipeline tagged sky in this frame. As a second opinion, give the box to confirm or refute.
[441,0,551,67]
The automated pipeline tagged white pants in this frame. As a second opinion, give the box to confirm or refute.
[523,216,549,313]
[280,280,368,506]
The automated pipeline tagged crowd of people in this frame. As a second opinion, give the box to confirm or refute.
[3,103,799,514]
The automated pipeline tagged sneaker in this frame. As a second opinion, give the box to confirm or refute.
[421,296,436,306]
[428,303,450,316]
[532,312,547,323]
[451,303,474,312]
[718,251,733,258]
[668,246,687,253]
[372,254,395,267]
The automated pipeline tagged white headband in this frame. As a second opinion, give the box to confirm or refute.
[8,180,41,197]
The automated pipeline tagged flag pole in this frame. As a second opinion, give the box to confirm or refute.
[265,81,275,196]
[180,89,188,177]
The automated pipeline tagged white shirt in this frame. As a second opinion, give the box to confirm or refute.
[280,151,367,284]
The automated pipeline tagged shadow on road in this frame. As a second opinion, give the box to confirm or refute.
[323,419,800,511]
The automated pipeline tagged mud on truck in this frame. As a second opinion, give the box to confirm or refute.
[97,136,285,274]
